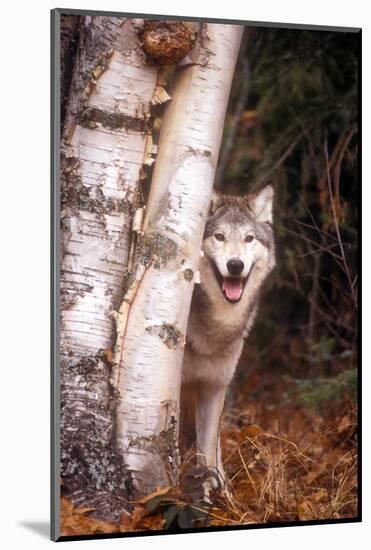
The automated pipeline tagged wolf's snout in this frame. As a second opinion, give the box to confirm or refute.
[227,258,244,276]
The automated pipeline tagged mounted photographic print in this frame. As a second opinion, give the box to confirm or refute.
[51,8,361,542]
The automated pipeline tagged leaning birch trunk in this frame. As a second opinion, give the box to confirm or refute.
[115,23,243,494]
[60,16,160,520]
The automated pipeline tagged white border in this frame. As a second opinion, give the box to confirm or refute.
[1,1,368,547]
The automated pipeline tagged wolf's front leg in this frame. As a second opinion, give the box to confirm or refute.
[195,383,227,488]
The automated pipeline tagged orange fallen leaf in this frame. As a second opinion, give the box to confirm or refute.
[60,497,118,536]
[297,500,314,521]
[243,424,264,438]
[314,488,329,503]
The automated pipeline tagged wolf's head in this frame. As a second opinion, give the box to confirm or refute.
[201,185,275,304]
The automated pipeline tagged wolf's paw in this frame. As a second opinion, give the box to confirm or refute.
[202,467,233,502]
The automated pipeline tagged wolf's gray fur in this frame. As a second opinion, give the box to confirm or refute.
[180,184,275,489]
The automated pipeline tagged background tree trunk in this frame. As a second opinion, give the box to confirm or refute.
[115,23,244,495]
[60,15,159,521]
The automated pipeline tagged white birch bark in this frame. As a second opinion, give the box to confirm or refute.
[60,16,160,520]
[115,23,244,494]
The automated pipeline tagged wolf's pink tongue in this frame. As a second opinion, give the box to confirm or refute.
[222,277,243,301]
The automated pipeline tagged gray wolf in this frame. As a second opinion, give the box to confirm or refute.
[180,184,275,492]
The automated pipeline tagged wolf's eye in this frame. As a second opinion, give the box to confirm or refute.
[245,235,254,243]
[214,233,225,241]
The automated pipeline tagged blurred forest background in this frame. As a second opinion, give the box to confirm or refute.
[221,27,358,389]
[60,23,359,534]
[222,28,358,414]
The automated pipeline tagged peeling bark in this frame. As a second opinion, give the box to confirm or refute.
[115,23,244,495]
[60,15,160,521]
[60,15,80,128]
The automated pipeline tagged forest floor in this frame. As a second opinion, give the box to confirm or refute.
[60,367,358,536]
[210,369,358,526]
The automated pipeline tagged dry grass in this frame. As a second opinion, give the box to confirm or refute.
[208,383,358,526]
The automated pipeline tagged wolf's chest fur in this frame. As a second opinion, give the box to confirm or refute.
[183,259,262,387]
[183,296,248,387]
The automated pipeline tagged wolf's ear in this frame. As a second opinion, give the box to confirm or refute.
[248,183,274,223]
[209,190,223,215]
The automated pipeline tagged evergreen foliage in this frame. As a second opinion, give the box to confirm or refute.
[220,27,359,403]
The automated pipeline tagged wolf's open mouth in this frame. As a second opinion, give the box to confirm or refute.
[222,278,244,302]
[211,261,254,303]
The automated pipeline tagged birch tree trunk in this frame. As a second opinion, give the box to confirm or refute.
[60,14,80,128]
[60,15,160,521]
[115,23,243,494]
